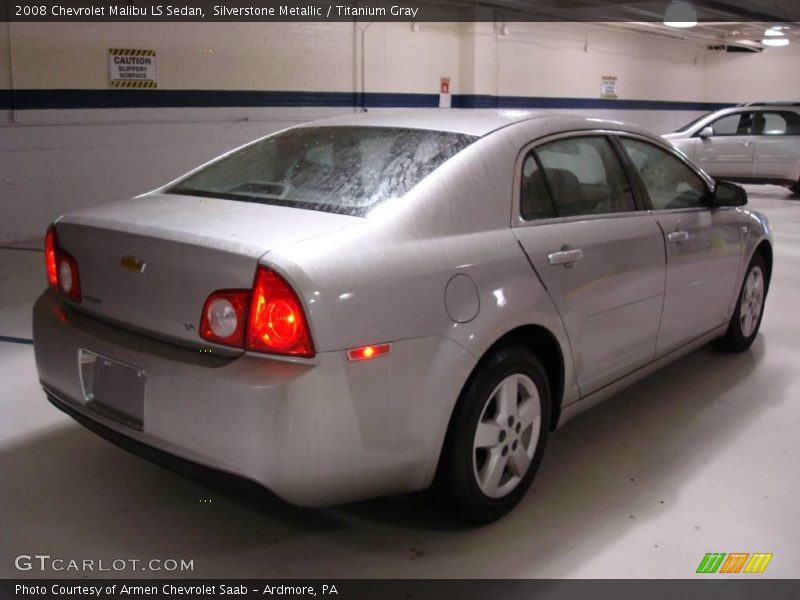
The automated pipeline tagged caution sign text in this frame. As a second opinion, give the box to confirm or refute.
[109,49,157,88]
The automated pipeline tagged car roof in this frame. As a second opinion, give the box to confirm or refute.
[294,108,655,139]
[737,101,800,107]
[710,105,800,117]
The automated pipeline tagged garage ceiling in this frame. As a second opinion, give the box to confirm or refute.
[600,20,800,52]
[480,0,798,20]
[468,0,800,51]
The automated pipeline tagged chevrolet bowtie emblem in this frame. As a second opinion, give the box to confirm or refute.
[120,255,147,273]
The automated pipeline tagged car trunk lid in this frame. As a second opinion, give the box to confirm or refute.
[54,193,361,352]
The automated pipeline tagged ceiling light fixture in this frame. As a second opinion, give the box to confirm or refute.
[663,1,698,28]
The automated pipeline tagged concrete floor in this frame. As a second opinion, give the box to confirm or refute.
[1,185,798,579]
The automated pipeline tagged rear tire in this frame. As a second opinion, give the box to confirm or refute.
[429,345,550,524]
[714,253,768,352]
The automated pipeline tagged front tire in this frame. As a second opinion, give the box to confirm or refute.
[429,345,550,524]
[714,253,768,352]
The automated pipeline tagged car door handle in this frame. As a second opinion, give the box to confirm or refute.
[738,140,752,146]
[548,249,583,266]
[668,231,689,243]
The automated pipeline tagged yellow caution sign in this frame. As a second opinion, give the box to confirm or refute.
[109,49,157,88]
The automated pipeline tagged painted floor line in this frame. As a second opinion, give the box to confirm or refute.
[0,246,42,252]
[0,334,34,345]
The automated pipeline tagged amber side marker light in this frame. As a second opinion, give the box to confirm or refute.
[347,343,392,362]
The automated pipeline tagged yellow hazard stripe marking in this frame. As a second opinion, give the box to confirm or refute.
[111,80,157,88]
[109,48,156,57]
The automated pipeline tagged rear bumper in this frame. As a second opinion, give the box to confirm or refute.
[33,290,470,506]
[45,390,269,497]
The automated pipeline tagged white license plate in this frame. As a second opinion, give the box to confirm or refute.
[79,349,146,430]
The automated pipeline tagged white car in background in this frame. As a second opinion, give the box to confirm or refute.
[663,103,800,194]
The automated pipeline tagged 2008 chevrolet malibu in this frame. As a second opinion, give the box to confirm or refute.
[34,110,772,523]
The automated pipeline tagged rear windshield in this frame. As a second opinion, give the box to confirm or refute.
[167,126,477,216]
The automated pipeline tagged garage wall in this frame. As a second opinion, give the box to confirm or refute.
[703,42,800,102]
[0,22,794,243]
[2,21,463,95]
[1,22,466,243]
[465,22,711,132]
[473,23,705,98]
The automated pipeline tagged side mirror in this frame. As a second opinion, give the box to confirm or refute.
[712,180,747,207]
[698,126,714,139]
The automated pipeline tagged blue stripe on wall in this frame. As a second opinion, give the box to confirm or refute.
[0,89,734,112]
[453,94,733,112]
[3,90,438,110]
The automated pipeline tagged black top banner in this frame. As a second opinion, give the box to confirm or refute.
[4,0,800,22]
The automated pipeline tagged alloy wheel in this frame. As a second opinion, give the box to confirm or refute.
[740,265,764,338]
[472,373,542,499]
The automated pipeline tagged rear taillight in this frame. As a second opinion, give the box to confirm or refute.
[199,266,315,358]
[45,225,81,302]
[247,267,314,357]
[199,290,249,347]
[45,227,58,287]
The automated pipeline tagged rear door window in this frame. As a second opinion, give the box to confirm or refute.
[521,136,635,219]
[520,154,557,220]
[755,111,800,135]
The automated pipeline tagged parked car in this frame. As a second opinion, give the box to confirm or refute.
[663,103,800,193]
[34,110,772,523]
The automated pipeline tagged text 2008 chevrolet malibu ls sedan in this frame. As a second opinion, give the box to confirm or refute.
[34,110,772,523]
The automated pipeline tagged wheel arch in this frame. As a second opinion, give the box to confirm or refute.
[451,324,566,435]
[482,325,565,431]
[428,322,566,498]
[754,239,773,292]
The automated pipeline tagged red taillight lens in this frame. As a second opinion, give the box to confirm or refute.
[246,267,315,358]
[45,227,58,288]
[199,266,315,358]
[45,225,81,302]
[199,290,249,347]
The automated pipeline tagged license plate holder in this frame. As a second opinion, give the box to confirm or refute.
[79,349,145,430]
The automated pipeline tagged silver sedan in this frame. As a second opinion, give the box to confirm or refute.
[33,110,772,523]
